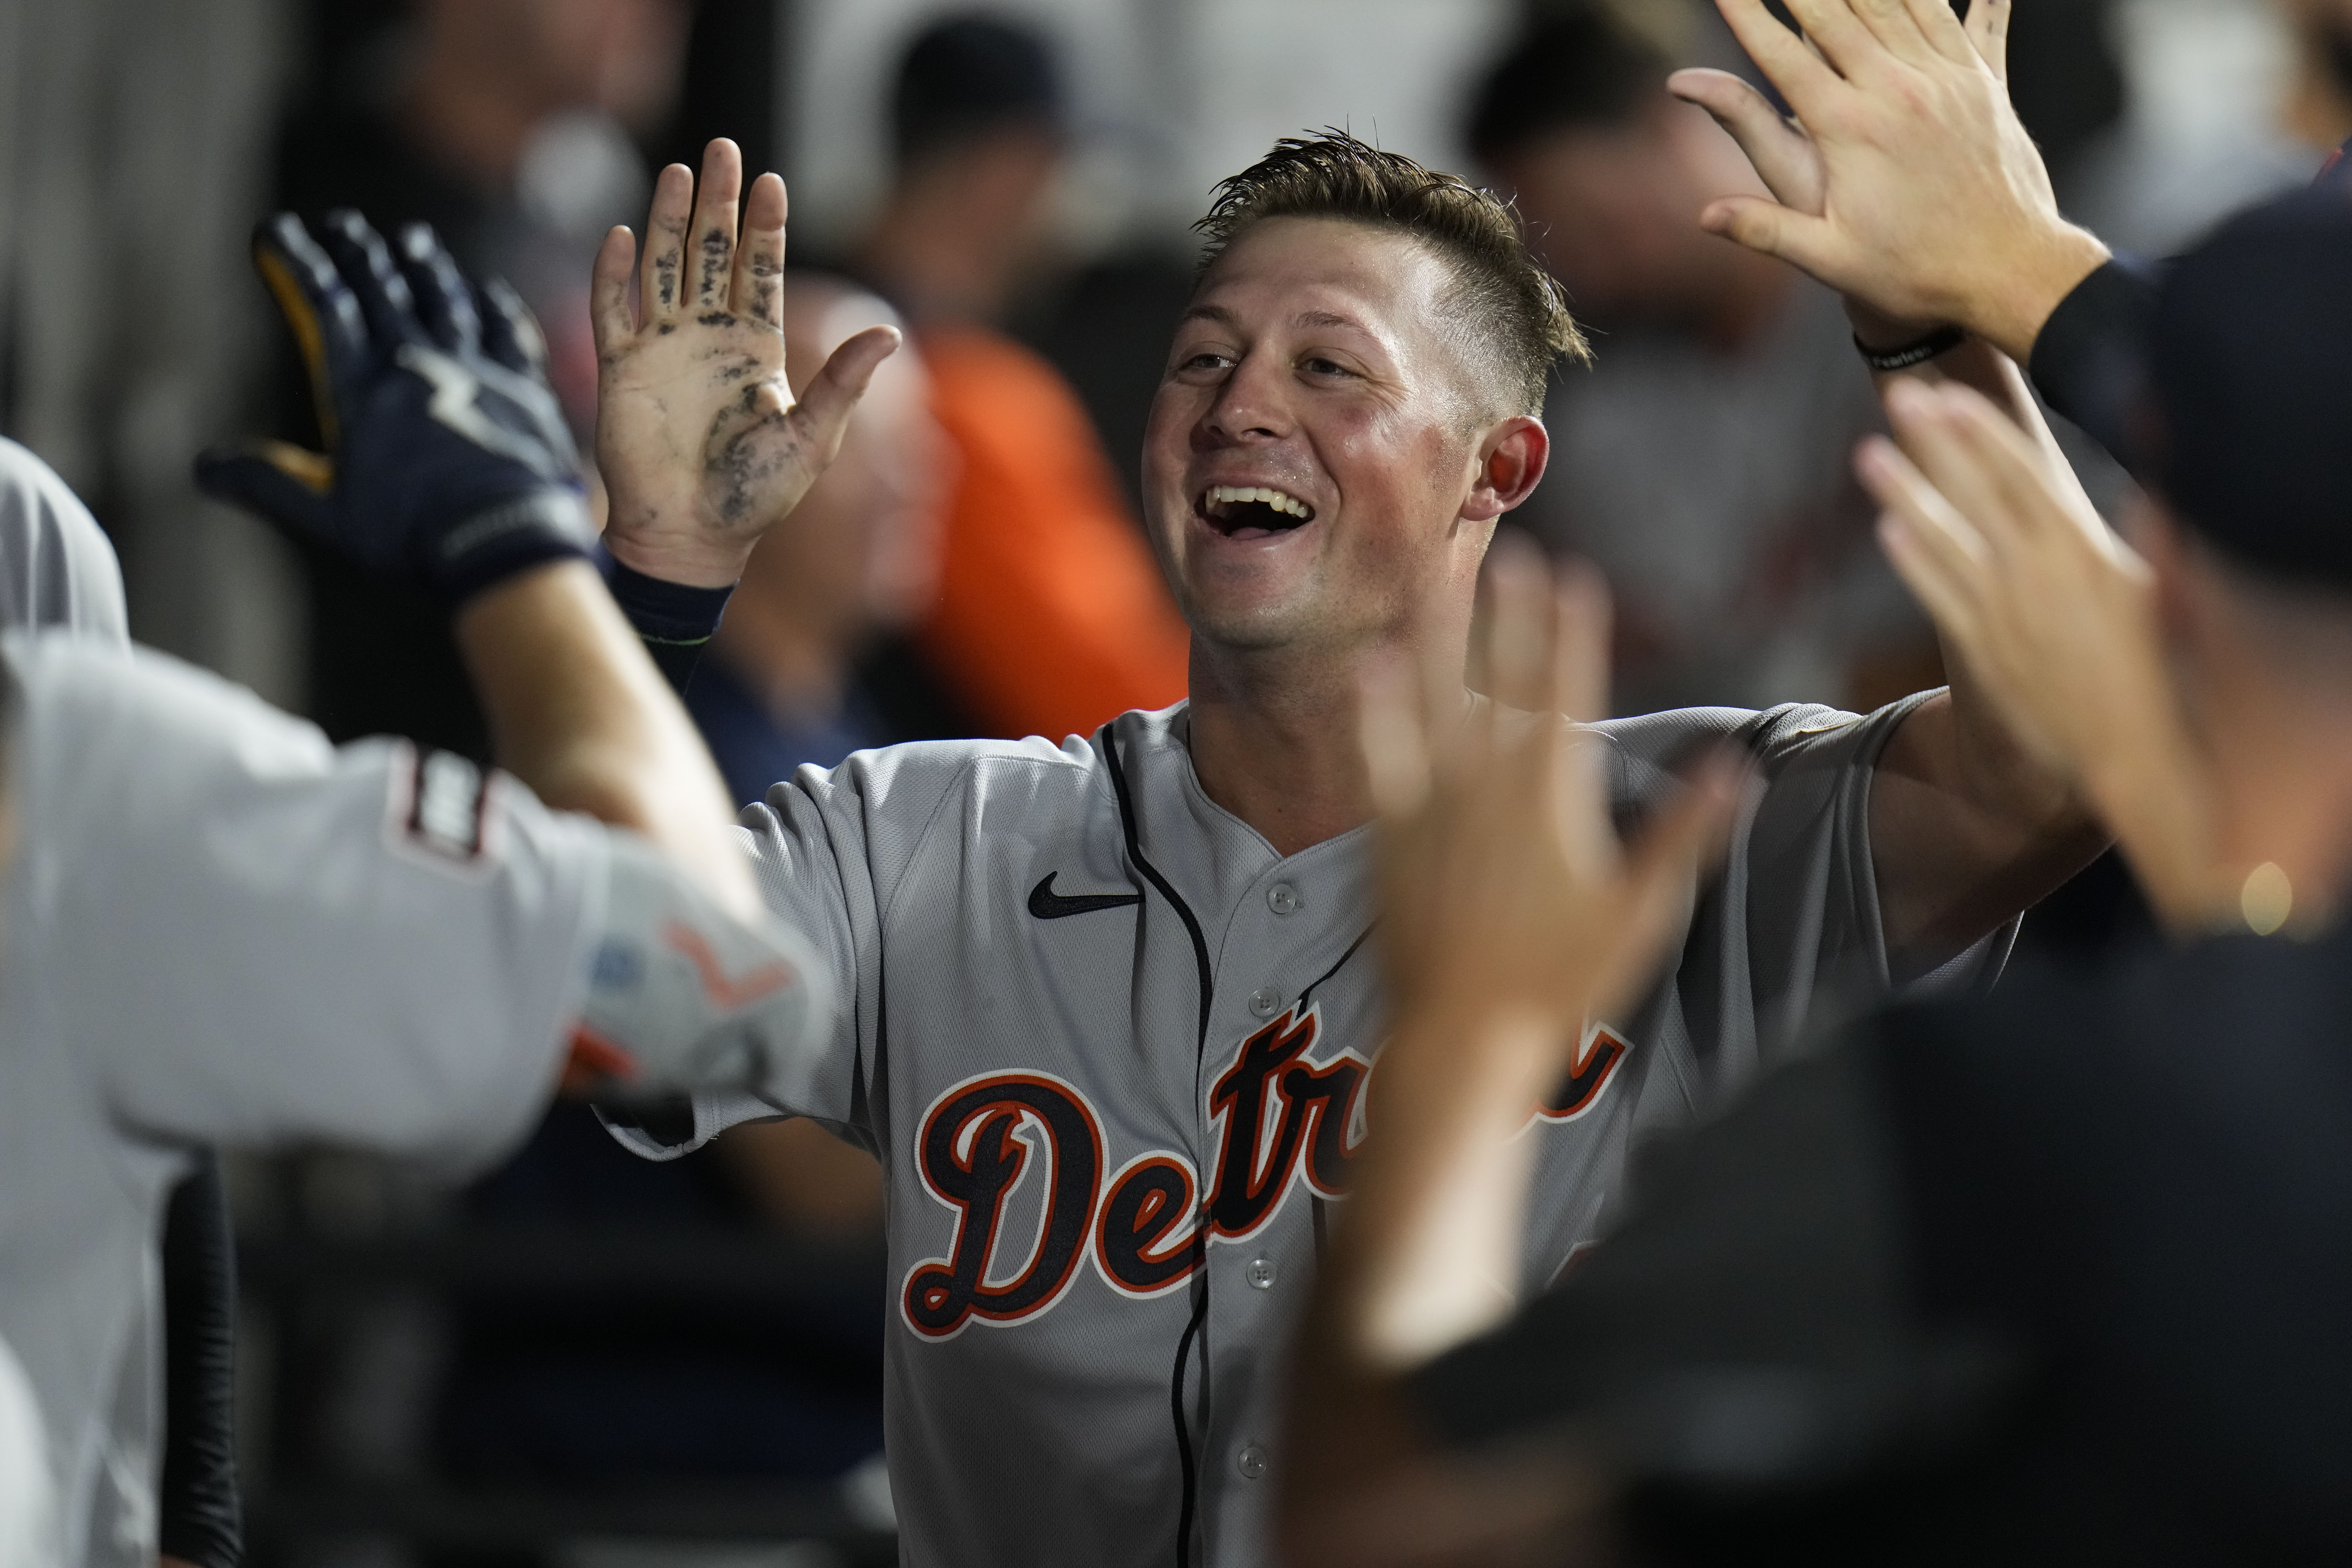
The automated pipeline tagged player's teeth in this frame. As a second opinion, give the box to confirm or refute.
[1205,484,1312,519]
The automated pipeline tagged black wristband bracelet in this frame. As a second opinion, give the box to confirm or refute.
[1855,325,1966,373]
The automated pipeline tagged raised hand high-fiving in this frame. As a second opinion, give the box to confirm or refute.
[199,211,596,607]
[593,139,902,588]
[1667,0,2107,362]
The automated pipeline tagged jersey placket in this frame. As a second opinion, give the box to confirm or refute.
[1191,850,1375,1566]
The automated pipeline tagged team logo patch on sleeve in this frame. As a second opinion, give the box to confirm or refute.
[386,742,498,871]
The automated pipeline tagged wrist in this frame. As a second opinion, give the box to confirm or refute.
[600,511,751,590]
[1854,325,1968,374]
[1846,299,1947,356]
[431,487,595,609]
[1975,224,2112,366]
[1381,987,1584,1111]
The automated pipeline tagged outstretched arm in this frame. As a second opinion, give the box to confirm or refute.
[454,561,756,915]
[199,211,757,915]
[1278,542,1739,1567]
[1661,0,2110,962]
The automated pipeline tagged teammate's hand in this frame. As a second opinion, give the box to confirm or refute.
[592,139,901,588]
[1858,382,2224,928]
[1340,540,1740,1369]
[1668,0,2110,363]
[1361,539,1741,1069]
[199,212,593,606]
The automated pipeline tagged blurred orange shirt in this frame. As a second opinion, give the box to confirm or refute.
[916,325,1191,742]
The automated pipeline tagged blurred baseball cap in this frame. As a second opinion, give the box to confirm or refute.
[892,13,1066,167]
[2146,188,2352,591]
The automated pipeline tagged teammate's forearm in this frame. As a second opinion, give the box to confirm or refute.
[2079,737,2228,936]
[454,560,759,919]
[1281,1003,1597,1568]
[1322,1003,1566,1373]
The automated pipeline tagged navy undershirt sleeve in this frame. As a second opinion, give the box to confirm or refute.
[2026,257,2162,470]
[601,554,735,696]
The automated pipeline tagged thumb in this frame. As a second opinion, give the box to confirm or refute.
[789,324,904,456]
[1698,196,1848,286]
[194,440,335,543]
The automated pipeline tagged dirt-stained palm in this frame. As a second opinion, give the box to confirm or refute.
[592,139,902,588]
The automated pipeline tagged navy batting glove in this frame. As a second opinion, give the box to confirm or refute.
[198,211,594,608]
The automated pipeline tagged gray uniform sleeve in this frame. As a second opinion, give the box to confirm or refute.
[11,633,606,1171]
[602,740,989,1160]
[1602,692,2010,1105]
[0,438,128,641]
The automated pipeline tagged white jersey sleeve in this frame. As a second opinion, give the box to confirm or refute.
[8,631,601,1170]
[0,1332,52,1568]
[0,439,126,641]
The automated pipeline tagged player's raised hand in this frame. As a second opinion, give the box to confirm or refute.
[1339,540,1740,1369]
[199,213,593,605]
[592,139,902,588]
[1361,540,1741,1064]
[1667,0,2109,363]
[1858,382,2224,928]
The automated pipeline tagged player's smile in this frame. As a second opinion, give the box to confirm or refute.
[1195,482,1318,540]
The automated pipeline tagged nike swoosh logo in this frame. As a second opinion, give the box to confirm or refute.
[1028,872,1142,920]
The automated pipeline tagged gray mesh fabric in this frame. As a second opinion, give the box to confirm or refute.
[607,692,1996,1568]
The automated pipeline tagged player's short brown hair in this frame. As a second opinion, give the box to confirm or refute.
[1193,130,1587,417]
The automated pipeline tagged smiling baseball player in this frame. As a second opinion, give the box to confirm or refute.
[209,129,2101,1567]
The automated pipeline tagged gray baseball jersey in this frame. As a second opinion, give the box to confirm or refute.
[610,689,2001,1568]
[0,632,830,1568]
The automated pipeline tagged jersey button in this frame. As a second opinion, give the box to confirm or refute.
[1236,1444,1269,1481]
[1266,882,1300,915]
[1246,1256,1277,1289]
[1248,988,1280,1019]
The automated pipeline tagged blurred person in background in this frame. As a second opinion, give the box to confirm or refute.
[848,13,1191,744]
[281,0,689,431]
[2068,0,2340,259]
[2281,0,2352,150]
[277,0,692,758]
[1467,4,1932,717]
[686,276,948,805]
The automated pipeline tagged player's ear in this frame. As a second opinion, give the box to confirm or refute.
[1463,415,1548,523]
